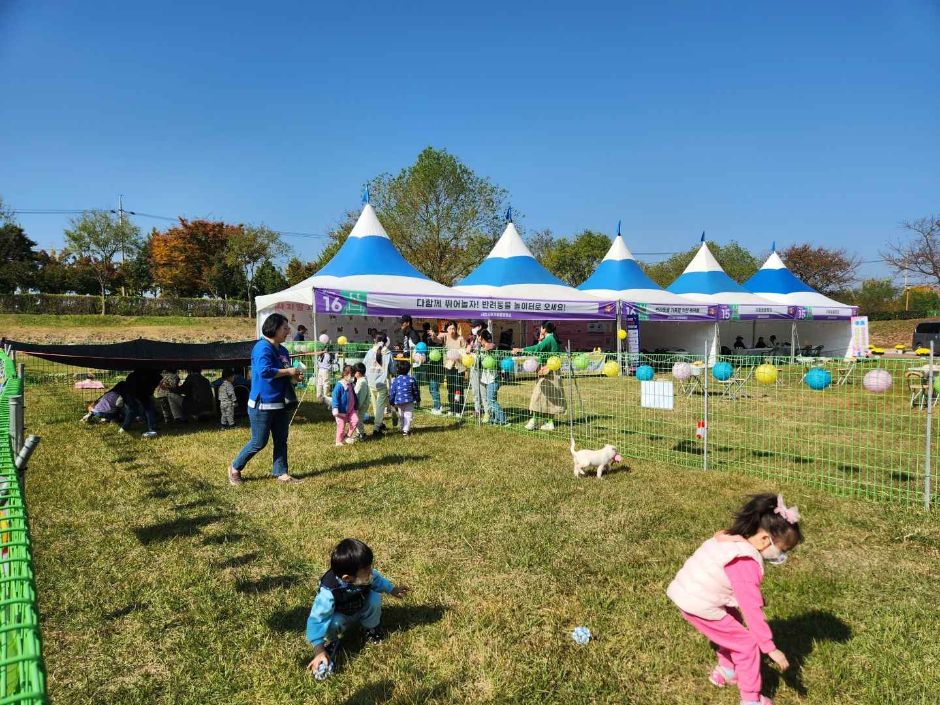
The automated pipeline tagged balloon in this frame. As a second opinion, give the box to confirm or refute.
[500,357,516,373]
[461,353,475,368]
[546,356,562,372]
[319,333,330,344]
[617,328,627,340]
[428,349,443,362]
[522,357,540,373]
[412,352,426,364]
[672,362,692,380]
[635,364,655,381]
[573,354,590,370]
[337,335,348,346]
[755,364,778,386]
[603,360,620,377]
[415,341,428,354]
[482,355,497,370]
[712,362,734,381]
[862,369,892,393]
[803,367,832,390]
[447,348,462,362]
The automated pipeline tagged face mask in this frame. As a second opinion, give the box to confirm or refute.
[350,575,372,587]
[762,541,788,566]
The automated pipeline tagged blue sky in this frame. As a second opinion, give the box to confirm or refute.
[2,1,938,283]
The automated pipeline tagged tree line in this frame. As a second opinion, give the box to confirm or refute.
[1,148,937,316]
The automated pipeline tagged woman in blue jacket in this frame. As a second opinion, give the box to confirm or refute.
[228,313,305,485]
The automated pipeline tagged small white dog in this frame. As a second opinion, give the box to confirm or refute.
[570,438,623,478]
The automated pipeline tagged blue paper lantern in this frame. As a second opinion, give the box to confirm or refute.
[635,364,655,381]
[415,341,428,354]
[804,367,832,390]
[499,357,516,373]
[712,361,734,381]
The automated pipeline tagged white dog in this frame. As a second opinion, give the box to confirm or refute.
[570,438,623,478]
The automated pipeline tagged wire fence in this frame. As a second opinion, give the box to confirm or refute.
[0,350,48,704]
[17,341,939,508]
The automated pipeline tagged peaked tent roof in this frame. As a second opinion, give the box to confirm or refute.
[256,203,458,310]
[454,221,608,302]
[577,234,697,305]
[666,242,781,306]
[744,251,855,311]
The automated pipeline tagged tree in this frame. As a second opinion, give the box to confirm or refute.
[149,220,244,298]
[848,279,900,314]
[254,259,289,295]
[0,196,15,225]
[781,244,860,295]
[643,241,759,288]
[368,147,508,285]
[64,210,141,314]
[0,223,39,293]
[881,215,940,287]
[539,230,611,285]
[118,244,156,297]
[526,228,559,265]
[224,224,290,317]
[284,257,318,286]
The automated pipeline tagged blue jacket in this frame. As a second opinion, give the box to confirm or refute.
[248,338,292,409]
[305,569,395,646]
[389,374,420,405]
[331,380,358,413]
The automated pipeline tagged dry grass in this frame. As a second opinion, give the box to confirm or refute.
[869,318,940,348]
[0,314,255,344]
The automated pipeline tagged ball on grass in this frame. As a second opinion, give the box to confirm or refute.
[571,626,592,645]
[712,361,734,381]
[603,360,620,378]
[522,357,539,373]
[672,362,692,381]
[546,356,562,372]
[755,364,778,386]
[862,369,892,393]
[803,367,832,390]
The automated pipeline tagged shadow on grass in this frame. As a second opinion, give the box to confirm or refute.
[764,609,852,697]
[234,574,301,594]
[292,454,432,479]
[201,532,246,546]
[272,601,447,642]
[337,679,452,705]
[105,602,148,620]
[673,440,703,455]
[133,514,226,544]
[214,552,258,570]
[751,450,814,465]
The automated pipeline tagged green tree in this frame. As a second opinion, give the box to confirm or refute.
[540,230,611,285]
[0,223,39,293]
[848,278,900,314]
[225,224,290,316]
[64,210,142,313]
[526,228,559,266]
[644,240,759,288]
[284,256,318,286]
[0,196,15,225]
[254,259,289,295]
[780,244,859,295]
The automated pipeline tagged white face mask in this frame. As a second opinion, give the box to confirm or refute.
[761,541,787,566]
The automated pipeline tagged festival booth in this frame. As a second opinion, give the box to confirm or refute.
[744,250,856,357]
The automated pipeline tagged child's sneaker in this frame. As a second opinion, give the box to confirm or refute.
[524,417,537,430]
[402,430,410,437]
[364,626,386,644]
[538,420,555,431]
[344,437,356,445]
[429,407,443,416]
[142,430,158,439]
[709,665,737,688]
[80,412,92,423]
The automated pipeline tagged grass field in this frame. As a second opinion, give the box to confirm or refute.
[0,314,255,343]
[23,378,940,705]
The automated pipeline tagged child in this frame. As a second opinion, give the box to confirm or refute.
[315,347,335,406]
[666,494,803,705]
[306,538,409,675]
[218,368,237,430]
[388,359,420,436]
[81,382,125,423]
[330,365,359,447]
[353,362,372,440]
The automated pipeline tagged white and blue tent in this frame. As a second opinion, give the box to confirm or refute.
[667,240,784,308]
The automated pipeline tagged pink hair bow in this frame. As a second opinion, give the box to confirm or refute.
[774,494,800,524]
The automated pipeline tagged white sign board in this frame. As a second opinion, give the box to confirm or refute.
[640,380,674,410]
[848,316,870,358]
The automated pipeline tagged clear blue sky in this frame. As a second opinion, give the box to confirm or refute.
[2,1,938,283]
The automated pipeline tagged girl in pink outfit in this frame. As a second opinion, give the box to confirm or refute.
[667,494,803,705]
[330,365,359,447]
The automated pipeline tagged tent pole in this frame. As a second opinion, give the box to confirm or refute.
[616,305,623,371]
[312,290,319,344]
[790,320,796,363]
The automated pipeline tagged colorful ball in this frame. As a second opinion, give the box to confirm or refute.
[412,352,426,364]
[617,329,627,340]
[862,369,892,393]
[482,355,497,370]
[522,357,540,373]
[546,356,562,372]
[803,367,832,390]
[603,360,620,378]
[461,353,476,368]
[500,357,516,373]
[755,364,778,386]
[672,362,692,380]
[712,361,734,381]
[428,349,443,362]
[318,333,330,344]
[635,364,655,381]
[415,341,428,354]
[336,335,348,346]
[573,354,590,370]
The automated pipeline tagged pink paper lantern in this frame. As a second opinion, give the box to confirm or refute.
[672,362,692,381]
[319,333,330,344]
[446,348,462,361]
[863,369,892,393]
[522,357,539,373]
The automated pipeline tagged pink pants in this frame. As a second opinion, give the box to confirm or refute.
[682,608,762,701]
[334,411,359,444]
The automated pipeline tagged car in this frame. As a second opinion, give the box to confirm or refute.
[911,321,940,351]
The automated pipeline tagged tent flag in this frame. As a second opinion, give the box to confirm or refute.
[700,231,705,243]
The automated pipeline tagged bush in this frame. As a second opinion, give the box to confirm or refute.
[866,309,939,321]
[0,294,248,317]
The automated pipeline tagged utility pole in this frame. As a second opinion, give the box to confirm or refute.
[119,194,126,296]
[904,271,910,311]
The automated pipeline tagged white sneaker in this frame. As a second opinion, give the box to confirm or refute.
[118,427,126,434]
[80,412,92,423]
[539,421,555,432]
[344,437,356,445]
[142,431,158,439]
[429,407,444,416]
[524,417,537,431]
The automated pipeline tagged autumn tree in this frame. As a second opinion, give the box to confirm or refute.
[224,224,290,316]
[284,257,318,285]
[780,244,859,295]
[643,241,759,288]
[881,215,940,287]
[64,210,141,314]
[149,220,244,298]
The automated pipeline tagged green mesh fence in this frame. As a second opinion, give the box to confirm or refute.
[0,351,47,704]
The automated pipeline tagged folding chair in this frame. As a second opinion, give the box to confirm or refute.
[836,359,856,386]
[715,366,754,400]
[906,371,931,409]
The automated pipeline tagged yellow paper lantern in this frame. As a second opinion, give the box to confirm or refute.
[755,363,778,385]
[546,355,562,371]
[603,360,620,377]
[461,353,475,368]
[617,328,627,340]
[337,335,348,346]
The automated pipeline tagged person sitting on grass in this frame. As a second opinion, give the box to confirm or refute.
[388,359,420,436]
[331,364,359,447]
[666,493,803,705]
[81,381,126,423]
[306,538,409,675]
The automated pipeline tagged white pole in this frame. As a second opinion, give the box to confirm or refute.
[616,305,623,371]
[703,335,709,472]
[790,320,797,363]
[926,341,934,510]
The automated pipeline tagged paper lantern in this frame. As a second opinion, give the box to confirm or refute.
[482,355,497,370]
[522,357,540,373]
[617,329,627,340]
[336,335,348,346]
[446,348,462,362]
[461,353,476,368]
[429,349,443,362]
[500,357,516,373]
[546,356,562,372]
[803,367,832,390]
[712,362,734,381]
[412,352,426,364]
[415,341,428,354]
[573,354,590,370]
[672,362,692,380]
[603,361,620,377]
[862,369,892,393]
[635,364,655,381]
[755,364,778,386]
[319,333,330,344]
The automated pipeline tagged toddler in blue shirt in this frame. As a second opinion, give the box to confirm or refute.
[388,360,421,436]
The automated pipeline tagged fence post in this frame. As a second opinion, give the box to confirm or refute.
[926,342,934,510]
[703,337,709,473]
[9,390,24,459]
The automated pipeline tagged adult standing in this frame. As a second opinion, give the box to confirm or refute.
[228,313,305,485]
[395,315,422,356]
[154,369,186,424]
[362,333,394,435]
[435,320,466,416]
[465,320,490,420]
[293,325,308,342]
[513,321,565,431]
[120,369,162,438]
